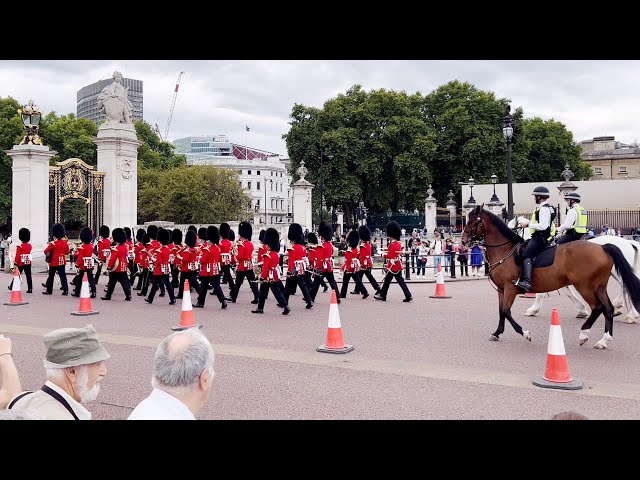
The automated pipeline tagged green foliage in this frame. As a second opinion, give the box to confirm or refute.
[137,165,250,224]
[0,97,27,224]
[134,120,186,170]
[39,113,98,165]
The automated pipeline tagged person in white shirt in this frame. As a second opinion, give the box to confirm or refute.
[128,328,215,420]
[430,233,444,277]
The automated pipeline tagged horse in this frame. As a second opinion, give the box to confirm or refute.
[461,205,640,349]
[522,235,640,323]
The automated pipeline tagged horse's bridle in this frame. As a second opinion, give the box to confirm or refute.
[462,213,521,248]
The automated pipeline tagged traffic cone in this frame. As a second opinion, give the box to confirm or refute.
[533,308,582,390]
[4,268,28,306]
[71,272,99,316]
[317,290,354,354]
[172,279,202,331]
[519,292,537,298]
[429,263,451,299]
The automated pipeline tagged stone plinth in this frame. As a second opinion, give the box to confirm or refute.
[424,185,437,241]
[291,161,314,233]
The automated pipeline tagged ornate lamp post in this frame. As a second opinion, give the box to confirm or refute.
[490,174,499,202]
[18,100,43,145]
[502,105,514,219]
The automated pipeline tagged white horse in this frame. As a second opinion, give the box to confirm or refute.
[508,217,640,323]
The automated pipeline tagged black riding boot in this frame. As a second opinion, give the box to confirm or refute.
[513,258,533,292]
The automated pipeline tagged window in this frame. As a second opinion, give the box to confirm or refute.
[270,171,273,176]
[594,167,602,175]
[619,166,627,174]
[271,182,273,191]
[247,181,252,189]
[256,199,260,206]
[257,170,260,176]
[257,181,261,190]
[248,170,251,175]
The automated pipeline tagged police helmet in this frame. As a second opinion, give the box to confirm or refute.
[531,186,550,197]
[564,192,581,202]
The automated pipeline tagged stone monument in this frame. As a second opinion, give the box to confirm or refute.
[424,184,437,240]
[291,161,314,233]
[445,190,457,230]
[93,71,141,229]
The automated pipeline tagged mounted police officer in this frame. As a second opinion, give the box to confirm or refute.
[514,186,556,292]
[556,192,587,244]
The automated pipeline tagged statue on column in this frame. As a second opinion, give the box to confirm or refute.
[97,71,134,124]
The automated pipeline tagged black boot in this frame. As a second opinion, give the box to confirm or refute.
[251,308,264,314]
[513,258,533,292]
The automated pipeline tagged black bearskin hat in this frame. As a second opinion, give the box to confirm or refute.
[112,227,126,245]
[146,225,158,240]
[219,222,230,240]
[386,221,401,241]
[124,227,132,240]
[142,233,150,244]
[79,227,92,244]
[358,225,372,242]
[18,227,30,243]
[135,228,145,242]
[318,221,333,242]
[171,228,183,245]
[188,225,197,233]
[158,228,170,246]
[238,221,252,240]
[228,229,235,242]
[347,230,360,249]
[198,227,207,242]
[287,223,304,244]
[185,230,197,248]
[258,229,266,244]
[307,232,319,246]
[52,223,66,240]
[264,227,280,252]
[207,225,219,244]
[99,225,110,239]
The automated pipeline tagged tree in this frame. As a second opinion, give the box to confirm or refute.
[137,165,250,224]
[134,120,186,170]
[38,113,98,165]
[0,97,27,224]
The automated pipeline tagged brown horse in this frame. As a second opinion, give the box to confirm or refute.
[461,205,640,349]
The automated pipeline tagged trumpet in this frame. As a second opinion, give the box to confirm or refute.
[231,238,243,257]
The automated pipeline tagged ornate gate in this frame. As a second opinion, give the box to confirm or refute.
[49,158,105,237]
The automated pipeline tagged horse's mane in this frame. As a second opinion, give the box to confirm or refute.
[480,208,523,243]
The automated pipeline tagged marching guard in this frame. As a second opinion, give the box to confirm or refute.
[71,227,97,298]
[374,221,413,302]
[229,221,260,304]
[94,225,111,286]
[339,229,369,299]
[194,225,227,309]
[351,225,380,295]
[145,228,176,305]
[251,227,289,315]
[176,230,202,299]
[309,221,341,303]
[284,223,314,309]
[101,227,132,301]
[42,223,70,296]
[218,223,236,295]
[8,228,33,293]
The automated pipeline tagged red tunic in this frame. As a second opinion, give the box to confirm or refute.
[358,242,374,269]
[342,247,361,273]
[287,243,308,275]
[75,243,95,271]
[44,239,69,267]
[260,250,281,282]
[107,244,129,273]
[318,241,334,272]
[97,238,111,262]
[14,242,32,266]
[153,245,171,276]
[199,244,221,277]
[177,247,199,273]
[236,240,254,271]
[384,240,403,273]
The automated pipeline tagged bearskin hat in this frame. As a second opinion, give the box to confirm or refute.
[358,225,372,242]
[99,225,110,239]
[238,221,252,240]
[386,221,401,241]
[196,227,206,242]
[206,225,219,244]
[264,227,280,252]
[228,229,235,242]
[124,227,132,240]
[79,227,92,244]
[307,232,319,246]
[347,229,360,249]
[146,224,158,240]
[188,225,197,233]
[142,233,150,245]
[158,228,170,245]
[52,223,66,240]
[171,228,183,245]
[219,222,230,240]
[185,230,197,248]
[287,223,304,244]
[135,228,145,242]
[112,227,126,245]
[18,227,30,243]
[318,221,333,242]
[258,229,266,244]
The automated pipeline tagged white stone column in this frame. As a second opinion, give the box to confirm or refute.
[336,211,344,236]
[93,124,141,230]
[5,144,58,271]
[424,184,437,241]
[291,161,314,233]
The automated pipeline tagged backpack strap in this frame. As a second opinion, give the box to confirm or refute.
[7,390,35,409]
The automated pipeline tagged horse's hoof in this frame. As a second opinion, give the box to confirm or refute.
[624,316,639,324]
[594,341,608,350]
[613,310,623,317]
[523,330,532,342]
[576,312,588,318]
[489,334,499,341]
[579,337,588,346]
[524,310,537,317]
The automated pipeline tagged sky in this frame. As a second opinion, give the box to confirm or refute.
[1,60,639,157]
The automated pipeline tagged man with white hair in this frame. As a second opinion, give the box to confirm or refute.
[7,324,110,420]
[128,329,215,420]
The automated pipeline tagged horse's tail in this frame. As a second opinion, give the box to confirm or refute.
[602,243,640,313]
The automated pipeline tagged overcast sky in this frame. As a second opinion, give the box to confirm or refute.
[1,60,638,156]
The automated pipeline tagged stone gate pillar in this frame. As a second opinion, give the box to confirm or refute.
[424,184,437,241]
[292,161,314,233]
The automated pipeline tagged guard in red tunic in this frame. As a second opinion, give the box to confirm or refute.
[71,227,96,298]
[284,223,314,309]
[306,232,327,294]
[94,225,111,286]
[101,227,132,301]
[145,228,176,305]
[339,229,369,299]
[131,228,145,288]
[176,230,202,299]
[170,229,184,289]
[229,221,260,304]
[374,221,412,302]
[136,233,151,291]
[8,227,33,293]
[219,222,236,297]
[194,225,227,309]
[139,225,165,297]
[42,223,70,295]
[124,227,135,278]
[309,221,341,303]
[251,228,289,315]
[351,225,380,296]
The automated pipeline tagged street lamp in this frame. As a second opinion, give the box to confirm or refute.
[17,99,43,145]
[490,174,499,203]
[386,207,393,219]
[264,179,273,225]
[502,105,514,219]
[319,148,334,222]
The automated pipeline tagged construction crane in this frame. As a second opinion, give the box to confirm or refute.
[164,71,185,142]
[154,123,162,139]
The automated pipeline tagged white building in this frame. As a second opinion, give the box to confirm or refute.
[173,135,293,226]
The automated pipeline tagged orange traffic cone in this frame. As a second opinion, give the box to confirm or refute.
[429,263,451,299]
[533,308,582,390]
[317,290,354,354]
[71,272,99,316]
[4,268,28,306]
[172,279,202,331]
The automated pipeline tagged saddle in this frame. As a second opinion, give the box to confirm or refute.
[515,241,558,268]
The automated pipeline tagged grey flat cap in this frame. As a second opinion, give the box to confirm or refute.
[42,324,111,369]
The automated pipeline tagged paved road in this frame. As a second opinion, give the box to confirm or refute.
[2,271,639,419]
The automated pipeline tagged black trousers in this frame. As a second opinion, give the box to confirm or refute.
[340,271,368,297]
[45,265,68,293]
[142,271,165,296]
[129,263,138,286]
[353,268,380,293]
[10,265,32,292]
[171,267,180,288]
[310,271,340,302]
[105,271,131,299]
[556,230,585,245]
[198,276,226,306]
[148,274,175,302]
[231,270,260,301]
[220,265,235,293]
[458,258,468,276]
[284,275,313,305]
[257,281,287,310]
[178,271,201,298]
[379,270,412,300]
[523,235,547,260]
[72,269,96,296]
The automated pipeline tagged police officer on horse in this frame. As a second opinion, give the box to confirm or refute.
[513,186,556,292]
[556,192,588,244]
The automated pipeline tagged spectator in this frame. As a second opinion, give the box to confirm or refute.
[470,242,483,276]
[416,239,429,278]
[0,232,11,270]
[457,243,469,277]
[408,232,418,273]
[0,334,22,409]
[430,232,444,277]
[444,237,454,275]
[587,227,596,239]
[607,225,616,236]
[401,227,406,238]
[0,409,42,420]
[128,329,215,420]
[550,411,588,420]
[617,227,622,237]
[7,324,110,420]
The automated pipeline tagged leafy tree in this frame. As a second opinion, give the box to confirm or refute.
[0,97,27,224]
[39,112,98,165]
[134,120,186,170]
[137,165,250,224]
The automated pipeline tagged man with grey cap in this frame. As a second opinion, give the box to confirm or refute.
[7,324,110,420]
